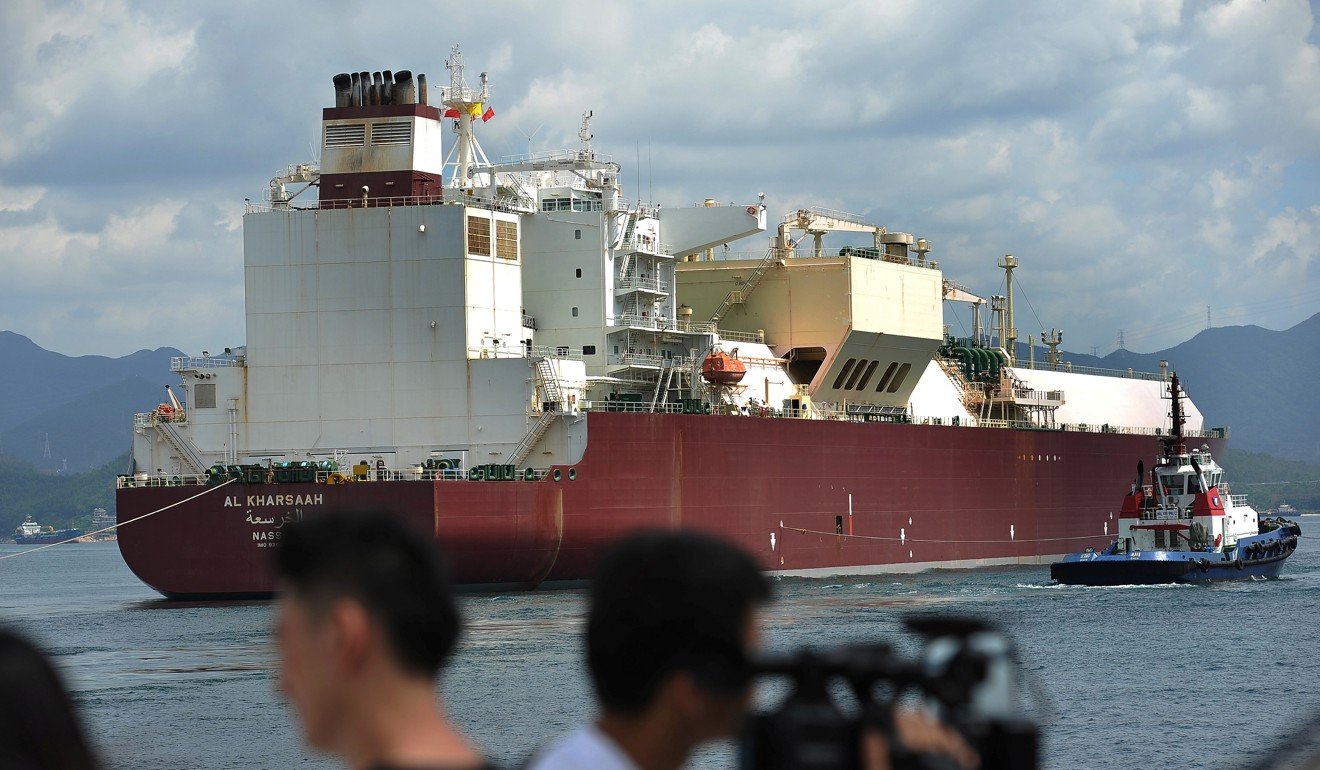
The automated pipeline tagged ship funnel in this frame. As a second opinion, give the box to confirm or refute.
[417,73,428,105]
[333,73,352,108]
[382,69,394,105]
[394,70,415,104]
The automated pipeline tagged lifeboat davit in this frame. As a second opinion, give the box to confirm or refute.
[701,348,747,385]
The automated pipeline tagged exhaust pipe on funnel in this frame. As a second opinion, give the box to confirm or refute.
[394,70,415,104]
[417,73,427,105]
[333,73,352,108]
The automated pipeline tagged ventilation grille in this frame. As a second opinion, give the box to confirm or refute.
[371,122,412,145]
[324,123,366,148]
[194,383,217,409]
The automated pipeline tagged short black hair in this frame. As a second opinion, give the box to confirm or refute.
[587,531,771,714]
[273,510,460,677]
[0,628,99,770]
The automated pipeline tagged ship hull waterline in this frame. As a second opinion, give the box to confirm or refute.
[116,412,1224,599]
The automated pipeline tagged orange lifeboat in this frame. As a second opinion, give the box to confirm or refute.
[701,347,747,385]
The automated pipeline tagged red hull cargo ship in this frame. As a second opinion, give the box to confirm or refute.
[116,53,1225,598]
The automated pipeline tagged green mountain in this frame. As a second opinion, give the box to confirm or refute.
[0,452,125,538]
[1037,312,1320,465]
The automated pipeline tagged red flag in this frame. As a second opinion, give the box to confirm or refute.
[481,106,495,122]
[443,108,460,118]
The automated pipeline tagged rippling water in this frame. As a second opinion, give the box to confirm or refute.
[2,525,1318,770]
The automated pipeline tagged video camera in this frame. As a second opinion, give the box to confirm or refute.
[740,615,1039,770]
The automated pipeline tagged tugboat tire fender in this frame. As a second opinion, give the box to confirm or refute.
[1199,558,1210,573]
[1234,558,1243,570]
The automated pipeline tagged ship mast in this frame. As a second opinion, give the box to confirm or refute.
[441,45,493,190]
[1167,371,1186,456]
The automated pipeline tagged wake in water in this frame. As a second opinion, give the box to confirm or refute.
[1014,582,1198,590]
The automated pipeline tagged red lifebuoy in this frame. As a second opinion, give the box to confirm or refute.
[746,205,757,215]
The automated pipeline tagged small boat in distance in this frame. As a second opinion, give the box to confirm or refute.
[1051,373,1300,586]
[12,516,83,546]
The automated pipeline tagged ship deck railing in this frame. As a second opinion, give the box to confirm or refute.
[171,356,240,372]
[245,188,534,215]
[1010,359,1166,382]
[116,466,560,490]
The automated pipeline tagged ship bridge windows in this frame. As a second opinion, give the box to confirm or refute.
[540,196,604,213]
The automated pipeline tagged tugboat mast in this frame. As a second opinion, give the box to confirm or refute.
[1168,371,1186,456]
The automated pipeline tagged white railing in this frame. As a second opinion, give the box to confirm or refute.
[716,328,765,344]
[1229,494,1249,507]
[617,276,670,293]
[117,465,559,489]
[610,353,689,369]
[1011,360,1165,382]
[171,356,240,372]
[620,239,673,256]
[246,188,533,215]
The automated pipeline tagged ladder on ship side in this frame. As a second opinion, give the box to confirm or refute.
[649,360,675,411]
[505,358,565,466]
[708,246,775,324]
[505,411,558,466]
[156,420,208,475]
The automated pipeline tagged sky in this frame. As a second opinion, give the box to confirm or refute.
[0,0,1316,358]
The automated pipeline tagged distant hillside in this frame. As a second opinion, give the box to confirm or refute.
[0,452,124,538]
[1221,447,1320,513]
[1041,313,1320,464]
[0,332,182,471]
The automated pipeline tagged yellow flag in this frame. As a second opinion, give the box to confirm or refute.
[468,102,483,118]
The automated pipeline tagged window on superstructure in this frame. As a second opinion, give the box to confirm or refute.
[496,220,519,260]
[875,362,898,392]
[886,362,913,393]
[844,359,868,390]
[831,359,857,390]
[467,216,491,256]
[584,345,596,355]
[575,268,582,278]
[572,307,579,317]
[575,229,582,240]
[194,383,217,409]
[855,361,880,391]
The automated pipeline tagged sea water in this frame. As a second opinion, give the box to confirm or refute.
[2,527,1318,770]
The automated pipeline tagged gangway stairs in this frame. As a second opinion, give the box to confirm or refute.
[505,359,565,466]
[708,246,774,324]
[156,420,208,475]
[649,360,675,411]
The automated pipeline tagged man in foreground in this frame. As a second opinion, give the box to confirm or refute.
[528,530,976,770]
[273,511,491,770]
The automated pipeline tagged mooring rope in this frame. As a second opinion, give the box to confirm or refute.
[0,478,236,562]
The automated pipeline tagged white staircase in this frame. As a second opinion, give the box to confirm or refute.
[709,246,775,323]
[156,420,208,475]
[505,359,565,465]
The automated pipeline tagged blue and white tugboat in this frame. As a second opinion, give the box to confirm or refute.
[1051,373,1301,586]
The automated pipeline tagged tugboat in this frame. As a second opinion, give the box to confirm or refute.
[12,516,83,546]
[1051,373,1301,585]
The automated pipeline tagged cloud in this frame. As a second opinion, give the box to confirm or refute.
[0,0,1315,358]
